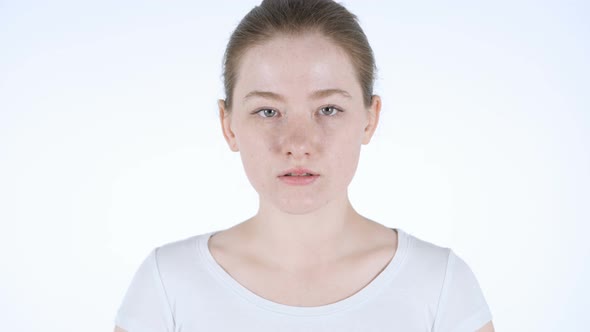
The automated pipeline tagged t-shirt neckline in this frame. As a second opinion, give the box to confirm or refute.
[197,227,409,317]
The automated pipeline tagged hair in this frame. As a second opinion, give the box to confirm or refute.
[221,0,377,110]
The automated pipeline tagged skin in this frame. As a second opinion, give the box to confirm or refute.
[217,32,384,271]
[114,31,495,332]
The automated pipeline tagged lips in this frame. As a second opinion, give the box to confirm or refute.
[279,167,319,177]
[278,167,319,186]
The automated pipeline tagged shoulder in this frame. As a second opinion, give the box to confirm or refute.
[400,230,493,331]
[404,234,493,332]
[404,230,451,260]
[401,229,479,277]
[400,229,453,279]
[155,233,201,259]
[402,230,484,298]
[149,231,215,273]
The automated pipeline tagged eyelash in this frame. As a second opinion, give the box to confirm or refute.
[253,105,343,118]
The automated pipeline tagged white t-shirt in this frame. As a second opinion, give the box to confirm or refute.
[114,228,492,331]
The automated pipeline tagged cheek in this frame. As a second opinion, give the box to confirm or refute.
[235,128,275,188]
[237,126,278,158]
[327,131,363,180]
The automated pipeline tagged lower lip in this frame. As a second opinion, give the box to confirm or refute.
[278,175,319,185]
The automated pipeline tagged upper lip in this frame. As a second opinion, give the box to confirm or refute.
[279,167,319,176]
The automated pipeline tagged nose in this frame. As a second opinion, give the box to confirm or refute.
[280,115,317,159]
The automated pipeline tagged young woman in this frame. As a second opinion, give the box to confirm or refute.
[114,0,494,331]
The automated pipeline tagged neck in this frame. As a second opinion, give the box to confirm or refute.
[242,192,371,271]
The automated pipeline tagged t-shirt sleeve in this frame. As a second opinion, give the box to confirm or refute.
[114,248,175,332]
[432,249,493,332]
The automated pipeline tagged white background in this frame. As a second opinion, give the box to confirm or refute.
[1,0,588,331]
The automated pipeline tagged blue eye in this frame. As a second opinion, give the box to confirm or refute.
[320,106,342,116]
[255,109,278,118]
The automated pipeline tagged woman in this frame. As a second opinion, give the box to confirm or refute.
[115,0,494,331]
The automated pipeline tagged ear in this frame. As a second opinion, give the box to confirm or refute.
[218,99,239,152]
[362,95,382,145]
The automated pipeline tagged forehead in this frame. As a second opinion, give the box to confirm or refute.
[234,33,362,101]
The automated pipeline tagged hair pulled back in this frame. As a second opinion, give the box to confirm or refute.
[222,0,377,110]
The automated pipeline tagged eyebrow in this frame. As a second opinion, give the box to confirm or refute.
[243,88,352,102]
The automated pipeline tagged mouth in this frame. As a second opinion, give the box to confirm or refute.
[278,167,319,177]
[278,169,320,186]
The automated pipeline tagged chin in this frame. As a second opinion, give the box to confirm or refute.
[272,194,327,215]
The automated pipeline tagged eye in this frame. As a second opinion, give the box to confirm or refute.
[254,108,278,118]
[320,105,342,116]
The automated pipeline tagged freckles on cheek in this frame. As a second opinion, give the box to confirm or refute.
[241,134,277,165]
[258,130,281,153]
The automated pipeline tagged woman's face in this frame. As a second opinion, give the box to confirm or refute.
[219,33,381,215]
